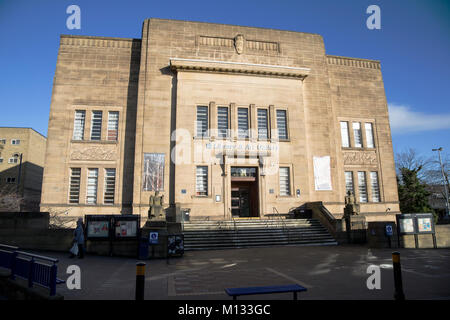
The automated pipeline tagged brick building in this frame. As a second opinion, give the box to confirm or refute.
[40,18,400,222]
[0,127,46,211]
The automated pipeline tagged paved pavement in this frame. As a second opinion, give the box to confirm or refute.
[29,245,450,300]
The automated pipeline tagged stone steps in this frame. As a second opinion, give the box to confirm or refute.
[182,218,337,251]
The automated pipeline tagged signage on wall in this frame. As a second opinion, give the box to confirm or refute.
[149,232,159,244]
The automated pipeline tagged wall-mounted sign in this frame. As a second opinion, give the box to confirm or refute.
[385,224,394,237]
[149,232,159,244]
[313,156,332,191]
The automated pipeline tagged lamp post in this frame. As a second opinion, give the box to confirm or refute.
[432,147,449,219]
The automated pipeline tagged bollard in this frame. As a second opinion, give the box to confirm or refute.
[392,252,405,300]
[135,262,146,300]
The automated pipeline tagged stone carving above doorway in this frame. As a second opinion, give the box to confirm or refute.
[343,151,377,166]
[70,145,117,161]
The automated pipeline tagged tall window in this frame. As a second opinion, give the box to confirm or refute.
[69,168,81,204]
[107,111,119,141]
[86,168,98,204]
[90,111,103,140]
[196,166,208,196]
[344,171,354,195]
[257,109,269,140]
[276,110,288,140]
[104,168,116,204]
[353,122,363,148]
[370,171,380,202]
[358,171,367,203]
[279,167,291,196]
[237,108,249,139]
[365,123,375,148]
[340,121,350,147]
[196,106,208,137]
[217,107,229,138]
[73,110,85,140]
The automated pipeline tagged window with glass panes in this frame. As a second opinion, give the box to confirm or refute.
[237,108,249,139]
[353,122,362,148]
[90,111,103,140]
[344,171,354,195]
[365,123,375,148]
[86,168,98,204]
[104,168,116,204]
[370,171,380,202]
[279,167,291,196]
[358,171,368,203]
[69,168,81,204]
[196,166,208,196]
[196,106,208,137]
[107,112,119,141]
[340,121,350,147]
[276,110,288,140]
[257,109,269,140]
[73,110,85,140]
[217,107,229,138]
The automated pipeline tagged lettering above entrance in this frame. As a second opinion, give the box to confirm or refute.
[343,151,378,166]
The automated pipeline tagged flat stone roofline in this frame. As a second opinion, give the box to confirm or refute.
[0,127,47,139]
[170,58,310,79]
[326,55,381,69]
[60,34,141,49]
[146,17,324,38]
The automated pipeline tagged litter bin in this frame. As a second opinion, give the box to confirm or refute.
[138,238,149,259]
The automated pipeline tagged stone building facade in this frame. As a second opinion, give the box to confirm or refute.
[40,18,399,222]
[0,127,47,211]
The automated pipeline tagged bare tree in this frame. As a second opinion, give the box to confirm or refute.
[0,185,23,212]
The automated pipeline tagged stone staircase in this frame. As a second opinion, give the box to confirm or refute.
[182,218,337,251]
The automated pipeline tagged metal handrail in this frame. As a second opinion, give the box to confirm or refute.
[273,207,290,243]
[229,208,237,232]
[16,251,59,264]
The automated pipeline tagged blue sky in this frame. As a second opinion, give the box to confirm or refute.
[0,0,449,160]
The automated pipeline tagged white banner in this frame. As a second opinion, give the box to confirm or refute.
[313,156,332,191]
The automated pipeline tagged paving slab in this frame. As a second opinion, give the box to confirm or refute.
[23,245,450,300]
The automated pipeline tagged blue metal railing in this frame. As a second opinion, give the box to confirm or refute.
[0,245,63,296]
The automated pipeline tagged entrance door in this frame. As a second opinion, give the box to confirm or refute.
[231,187,250,217]
[230,167,259,218]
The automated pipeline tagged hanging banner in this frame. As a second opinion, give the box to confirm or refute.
[143,153,165,191]
[313,156,332,191]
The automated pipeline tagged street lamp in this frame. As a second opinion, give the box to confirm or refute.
[432,147,449,219]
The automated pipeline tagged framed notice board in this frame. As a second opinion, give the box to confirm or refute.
[112,215,140,239]
[85,215,112,239]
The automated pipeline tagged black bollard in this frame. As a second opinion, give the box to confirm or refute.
[392,252,405,300]
[135,262,146,300]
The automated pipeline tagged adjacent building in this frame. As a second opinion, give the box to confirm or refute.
[40,18,400,222]
[0,127,47,211]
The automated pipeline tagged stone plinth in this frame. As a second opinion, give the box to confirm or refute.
[140,220,182,258]
[345,215,367,244]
